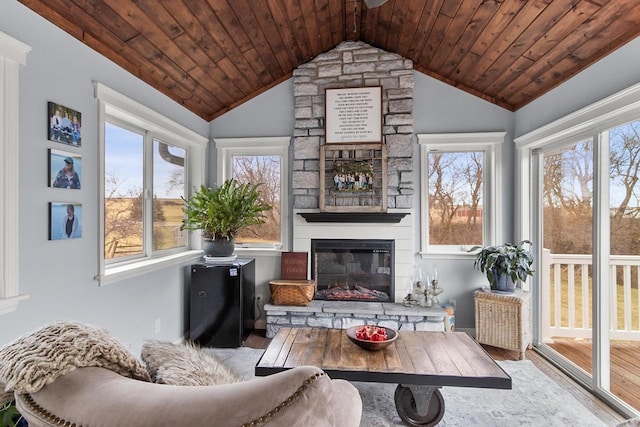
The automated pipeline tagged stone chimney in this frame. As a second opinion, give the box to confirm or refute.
[291,41,415,210]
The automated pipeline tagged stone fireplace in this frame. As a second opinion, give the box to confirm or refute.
[290,40,416,303]
[264,42,446,338]
[312,238,394,302]
[293,213,412,302]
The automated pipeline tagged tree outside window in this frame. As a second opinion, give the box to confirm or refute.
[232,155,281,244]
[428,151,483,246]
[418,132,503,255]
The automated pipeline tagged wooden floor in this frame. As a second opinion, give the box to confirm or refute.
[548,338,640,416]
[243,330,626,426]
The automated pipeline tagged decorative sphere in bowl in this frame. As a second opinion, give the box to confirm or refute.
[346,325,398,351]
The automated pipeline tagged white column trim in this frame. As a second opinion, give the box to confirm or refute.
[0,31,31,314]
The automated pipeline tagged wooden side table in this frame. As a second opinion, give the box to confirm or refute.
[474,288,532,360]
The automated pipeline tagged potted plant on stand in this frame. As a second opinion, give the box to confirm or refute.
[181,179,272,257]
[469,240,534,293]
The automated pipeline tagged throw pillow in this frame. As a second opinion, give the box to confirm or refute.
[141,341,243,386]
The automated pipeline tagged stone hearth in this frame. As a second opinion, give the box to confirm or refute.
[264,301,446,338]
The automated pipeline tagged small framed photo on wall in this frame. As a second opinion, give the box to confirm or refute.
[48,102,82,146]
[48,149,81,189]
[49,202,82,240]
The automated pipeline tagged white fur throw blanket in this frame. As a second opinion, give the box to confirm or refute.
[0,320,150,403]
[141,340,243,386]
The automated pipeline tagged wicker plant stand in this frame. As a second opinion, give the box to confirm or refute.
[474,288,532,360]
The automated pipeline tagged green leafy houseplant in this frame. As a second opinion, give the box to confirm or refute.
[1,400,25,427]
[181,179,272,256]
[469,240,534,292]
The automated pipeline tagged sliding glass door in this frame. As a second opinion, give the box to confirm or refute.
[532,121,640,414]
[538,138,594,381]
[604,120,640,408]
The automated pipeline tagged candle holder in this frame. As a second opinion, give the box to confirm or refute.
[426,266,443,304]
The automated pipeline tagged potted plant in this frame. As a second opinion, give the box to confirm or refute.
[1,399,26,427]
[181,179,272,257]
[469,240,534,293]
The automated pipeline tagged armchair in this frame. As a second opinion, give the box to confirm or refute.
[14,365,361,427]
[1,321,362,427]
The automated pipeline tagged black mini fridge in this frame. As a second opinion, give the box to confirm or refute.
[189,258,255,348]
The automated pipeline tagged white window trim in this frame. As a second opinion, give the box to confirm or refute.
[514,80,640,244]
[94,82,208,286]
[0,31,30,315]
[215,137,290,251]
[417,132,505,258]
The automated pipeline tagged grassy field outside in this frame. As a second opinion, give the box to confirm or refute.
[550,267,640,331]
[105,197,184,258]
[105,197,277,258]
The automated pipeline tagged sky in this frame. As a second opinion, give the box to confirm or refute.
[105,122,184,199]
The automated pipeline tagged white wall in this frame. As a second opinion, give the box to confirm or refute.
[0,0,208,351]
[208,83,295,329]
[412,73,515,328]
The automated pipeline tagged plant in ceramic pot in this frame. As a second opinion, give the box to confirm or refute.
[469,240,534,293]
[181,179,272,257]
[0,399,26,427]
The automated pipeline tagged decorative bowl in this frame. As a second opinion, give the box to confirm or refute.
[346,325,398,351]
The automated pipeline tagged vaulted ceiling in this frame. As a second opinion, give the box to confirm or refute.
[19,0,640,121]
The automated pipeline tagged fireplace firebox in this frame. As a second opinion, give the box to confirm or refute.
[311,239,394,302]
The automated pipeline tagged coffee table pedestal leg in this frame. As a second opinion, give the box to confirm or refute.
[394,384,445,427]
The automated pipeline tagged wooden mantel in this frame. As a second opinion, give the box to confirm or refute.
[298,212,408,223]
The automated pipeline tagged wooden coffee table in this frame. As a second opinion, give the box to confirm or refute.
[255,327,511,427]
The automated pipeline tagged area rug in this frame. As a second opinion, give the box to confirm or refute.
[209,348,607,426]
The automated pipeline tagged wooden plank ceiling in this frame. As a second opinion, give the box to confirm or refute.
[19,0,640,121]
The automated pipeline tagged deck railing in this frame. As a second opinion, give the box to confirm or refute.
[541,249,640,341]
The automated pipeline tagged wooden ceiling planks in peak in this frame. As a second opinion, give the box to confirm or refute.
[435,0,501,78]
[506,0,640,109]
[265,0,305,68]
[283,0,316,60]
[391,0,429,60]
[458,0,550,90]
[402,0,445,61]
[485,1,601,103]
[224,1,282,83]
[415,2,457,67]
[326,0,345,47]
[428,0,484,73]
[18,0,640,121]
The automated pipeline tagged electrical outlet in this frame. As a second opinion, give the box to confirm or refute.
[155,318,161,334]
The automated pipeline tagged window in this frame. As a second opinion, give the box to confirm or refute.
[418,132,504,256]
[95,83,207,285]
[215,137,290,250]
[104,123,187,259]
[0,31,30,314]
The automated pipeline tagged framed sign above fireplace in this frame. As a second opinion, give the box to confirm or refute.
[320,143,387,212]
[325,86,382,144]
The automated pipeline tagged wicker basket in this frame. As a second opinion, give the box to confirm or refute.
[269,280,316,306]
[474,289,531,360]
